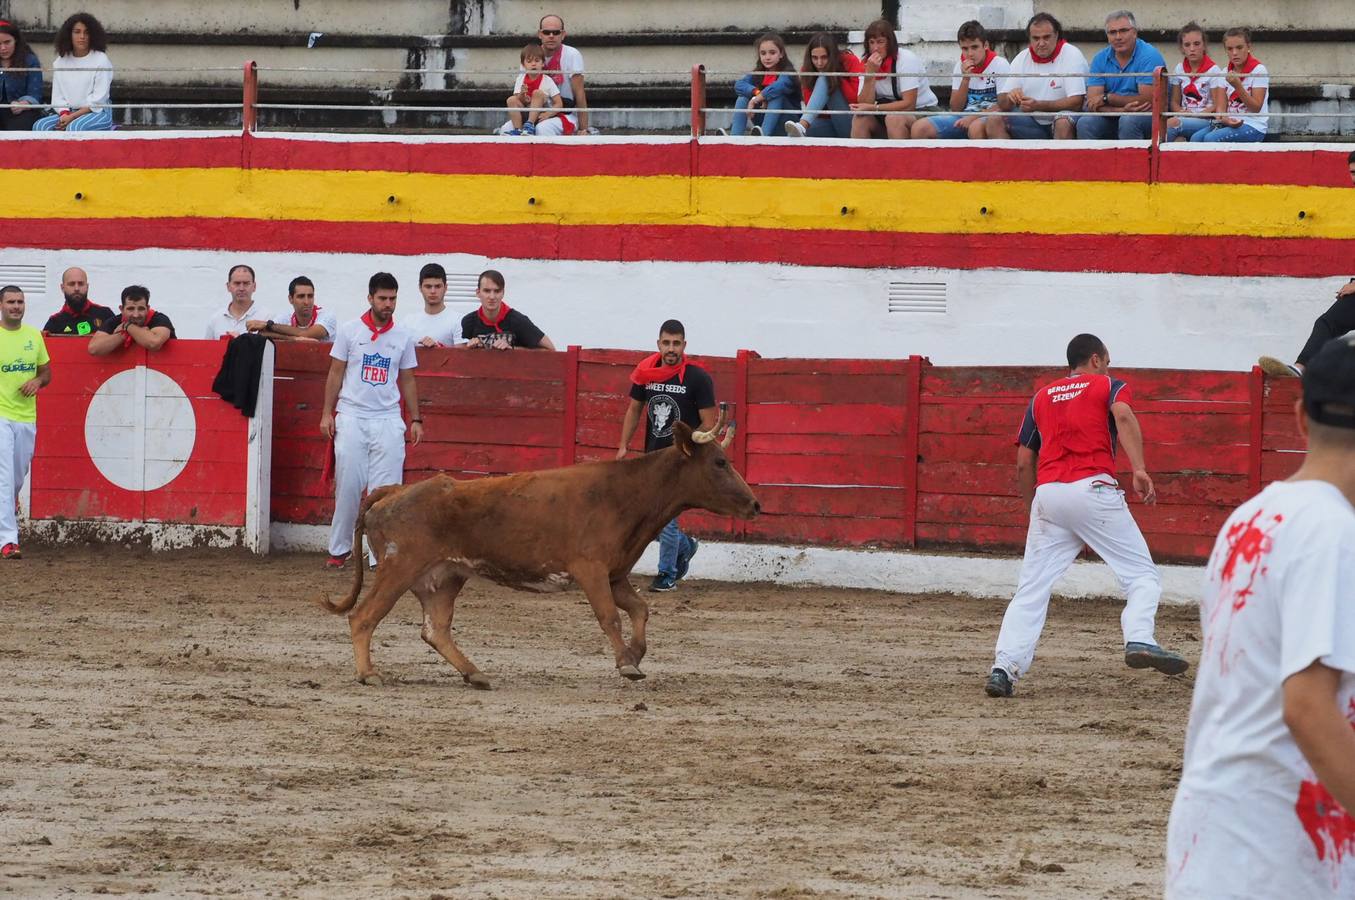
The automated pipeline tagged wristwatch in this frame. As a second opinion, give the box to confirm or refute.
[264,320,275,332]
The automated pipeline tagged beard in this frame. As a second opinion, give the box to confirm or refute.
[64,291,88,311]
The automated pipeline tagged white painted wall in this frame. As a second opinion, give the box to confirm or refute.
[2,244,1334,369]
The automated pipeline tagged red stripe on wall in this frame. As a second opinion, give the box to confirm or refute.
[1156,148,1354,187]
[5,216,1354,278]
[2,137,247,170]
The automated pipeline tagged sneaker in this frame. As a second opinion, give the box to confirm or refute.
[324,553,349,569]
[676,537,699,581]
[784,120,808,138]
[984,668,1013,698]
[505,128,523,136]
[649,573,679,592]
[1258,356,1301,378]
[751,125,763,137]
[1,543,20,560]
[522,122,537,135]
[1125,642,1190,676]
[715,127,729,136]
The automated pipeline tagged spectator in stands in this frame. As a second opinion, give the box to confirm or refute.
[1191,27,1268,143]
[912,20,1011,140]
[784,34,863,139]
[403,263,463,347]
[505,42,564,136]
[248,275,336,342]
[1348,150,1355,185]
[1077,10,1164,140]
[724,32,797,137]
[851,19,938,140]
[206,264,262,340]
[986,13,1088,140]
[0,21,42,131]
[32,12,113,132]
[534,14,588,136]
[43,267,114,336]
[1166,22,1227,142]
[88,285,174,355]
[459,270,555,351]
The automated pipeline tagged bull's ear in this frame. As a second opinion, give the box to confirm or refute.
[672,421,696,457]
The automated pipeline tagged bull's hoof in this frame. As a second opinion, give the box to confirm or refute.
[464,672,493,691]
[358,671,388,687]
[618,665,646,681]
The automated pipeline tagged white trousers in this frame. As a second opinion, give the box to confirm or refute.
[328,414,406,559]
[993,474,1160,680]
[0,418,37,546]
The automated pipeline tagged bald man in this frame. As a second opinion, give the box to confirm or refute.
[43,267,114,337]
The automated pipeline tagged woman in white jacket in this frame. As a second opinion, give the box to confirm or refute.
[33,12,113,132]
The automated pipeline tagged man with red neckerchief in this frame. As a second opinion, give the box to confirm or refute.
[319,272,421,569]
[42,267,114,337]
[247,275,337,343]
[986,12,1088,140]
[458,270,556,351]
[87,285,174,356]
[616,319,717,592]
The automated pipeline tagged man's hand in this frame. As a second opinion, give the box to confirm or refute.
[960,58,976,76]
[320,412,336,439]
[1337,279,1355,299]
[1132,469,1157,504]
[1008,88,1027,104]
[416,336,439,348]
[1123,99,1151,112]
[246,319,269,333]
[1087,94,1106,112]
[408,420,423,445]
[491,335,512,351]
[1018,96,1040,112]
[19,378,42,397]
[466,336,484,349]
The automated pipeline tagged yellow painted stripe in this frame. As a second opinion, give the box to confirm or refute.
[7,168,1352,239]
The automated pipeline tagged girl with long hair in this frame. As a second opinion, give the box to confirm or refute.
[725,32,798,137]
[0,20,41,130]
[784,33,863,139]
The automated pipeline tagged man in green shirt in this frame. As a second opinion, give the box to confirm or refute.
[0,284,51,559]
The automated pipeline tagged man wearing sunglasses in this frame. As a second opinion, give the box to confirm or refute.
[534,14,589,135]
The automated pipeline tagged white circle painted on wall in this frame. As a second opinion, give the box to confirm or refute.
[84,367,197,492]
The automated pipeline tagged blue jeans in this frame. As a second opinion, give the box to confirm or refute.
[732,94,795,136]
[657,517,694,578]
[926,114,977,139]
[1075,112,1152,140]
[1166,116,1212,142]
[1190,122,1265,143]
[801,78,852,138]
[1004,114,1068,139]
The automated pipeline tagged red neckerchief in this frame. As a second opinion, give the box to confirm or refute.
[544,45,565,86]
[291,305,319,328]
[361,309,393,340]
[1181,54,1217,99]
[760,72,777,88]
[1228,54,1260,104]
[477,303,511,333]
[122,308,156,347]
[522,73,544,95]
[1030,39,1067,65]
[630,352,687,386]
[966,49,998,74]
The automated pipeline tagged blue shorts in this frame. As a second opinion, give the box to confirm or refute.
[926,115,973,139]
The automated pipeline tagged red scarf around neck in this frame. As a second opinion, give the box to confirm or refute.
[964,49,998,74]
[122,308,157,347]
[631,352,687,386]
[477,303,511,332]
[1030,39,1067,65]
[361,309,393,340]
[292,305,320,328]
[544,45,565,86]
[1182,54,1217,94]
[521,73,544,95]
[1227,54,1261,104]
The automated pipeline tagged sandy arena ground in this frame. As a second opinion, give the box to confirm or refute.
[1,548,1199,899]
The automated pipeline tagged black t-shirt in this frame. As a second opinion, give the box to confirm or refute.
[628,364,717,453]
[99,311,177,337]
[43,302,116,337]
[461,308,546,349]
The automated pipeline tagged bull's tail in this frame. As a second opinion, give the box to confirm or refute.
[315,485,406,615]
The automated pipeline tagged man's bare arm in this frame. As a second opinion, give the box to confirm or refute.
[1284,662,1355,815]
[616,398,643,459]
[1016,445,1038,508]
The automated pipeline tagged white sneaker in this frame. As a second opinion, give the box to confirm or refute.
[715,127,729,136]
[784,120,807,138]
[751,125,763,136]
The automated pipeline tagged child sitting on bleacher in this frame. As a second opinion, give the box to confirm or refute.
[784,34,864,139]
[504,42,563,136]
[724,32,798,137]
[1166,22,1227,142]
[912,20,1011,140]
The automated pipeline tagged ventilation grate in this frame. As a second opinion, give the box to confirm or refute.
[888,281,946,315]
[446,273,481,304]
[0,264,47,294]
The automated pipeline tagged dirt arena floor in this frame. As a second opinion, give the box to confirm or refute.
[1,548,1200,899]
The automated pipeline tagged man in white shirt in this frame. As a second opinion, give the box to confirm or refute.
[1166,333,1355,899]
[205,264,263,340]
[533,14,588,136]
[986,13,1088,140]
[248,275,337,343]
[320,272,422,568]
[401,263,463,348]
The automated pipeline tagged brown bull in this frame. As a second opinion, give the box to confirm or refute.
[317,406,758,688]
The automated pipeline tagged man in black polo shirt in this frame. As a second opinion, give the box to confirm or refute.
[616,319,717,592]
[459,269,556,351]
[42,267,114,337]
[87,285,176,355]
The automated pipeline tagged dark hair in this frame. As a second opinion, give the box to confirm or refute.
[659,319,685,338]
[478,269,505,290]
[0,284,23,300]
[368,272,398,295]
[419,262,447,283]
[1223,26,1252,45]
[521,41,546,63]
[1027,12,1063,40]
[957,20,988,44]
[1178,20,1207,46]
[1347,150,1355,165]
[539,14,565,30]
[288,275,314,296]
[801,33,845,97]
[1066,333,1108,368]
[228,264,255,282]
[0,21,36,69]
[752,32,793,73]
[120,284,150,305]
[863,19,899,62]
[54,12,108,57]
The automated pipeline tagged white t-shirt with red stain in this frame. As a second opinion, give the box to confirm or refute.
[1167,479,1355,899]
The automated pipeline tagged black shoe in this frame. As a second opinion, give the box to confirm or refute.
[675,537,699,581]
[649,574,678,592]
[1125,642,1190,675]
[985,668,1013,698]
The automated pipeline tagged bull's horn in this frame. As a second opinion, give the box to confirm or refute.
[692,402,729,445]
[720,421,736,450]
